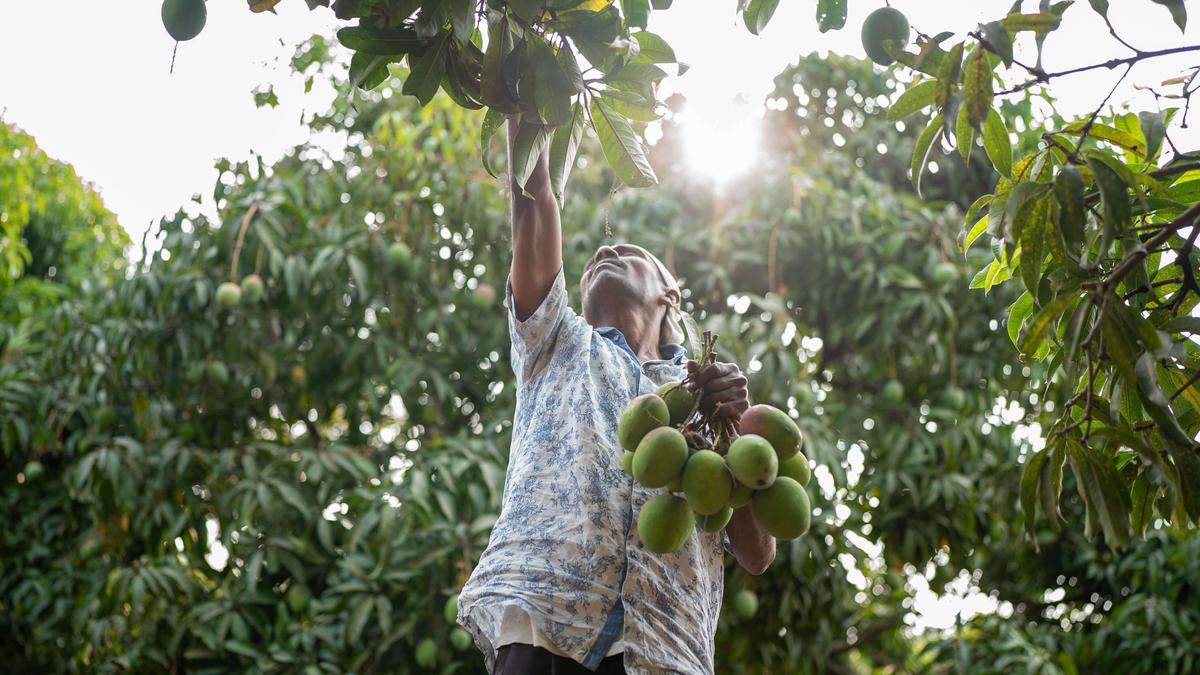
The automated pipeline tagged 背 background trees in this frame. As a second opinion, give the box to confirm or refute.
[3,0,1200,673]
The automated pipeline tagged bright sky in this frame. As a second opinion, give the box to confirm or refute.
[1,0,1197,632]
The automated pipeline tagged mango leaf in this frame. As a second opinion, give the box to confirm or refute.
[402,31,450,106]
[349,53,390,91]
[528,38,574,126]
[448,0,474,41]
[980,21,1013,67]
[1154,0,1187,31]
[600,90,661,122]
[911,114,943,197]
[1053,164,1086,248]
[1139,110,1168,163]
[589,98,657,187]
[998,181,1049,248]
[1018,191,1051,296]
[1021,444,1052,542]
[337,26,425,56]
[1075,441,1131,549]
[983,109,1012,178]
[934,43,964,107]
[548,103,585,204]
[250,0,284,12]
[481,18,519,112]
[620,0,649,28]
[1061,122,1146,156]
[1002,12,1062,33]
[1007,290,1034,349]
[1085,154,1132,266]
[508,0,546,20]
[955,105,975,162]
[1018,290,1077,356]
[1129,472,1156,538]
[963,46,993,129]
[479,108,505,179]
[510,120,551,195]
[1087,0,1109,17]
[887,80,938,121]
[742,0,781,35]
[816,0,848,32]
[1065,441,1099,540]
[630,31,676,64]
[1041,442,1066,532]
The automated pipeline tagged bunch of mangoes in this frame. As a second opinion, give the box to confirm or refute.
[618,382,813,554]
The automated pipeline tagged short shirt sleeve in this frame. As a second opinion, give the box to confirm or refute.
[507,267,574,383]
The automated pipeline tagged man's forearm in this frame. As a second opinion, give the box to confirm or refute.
[506,118,562,321]
[726,505,775,575]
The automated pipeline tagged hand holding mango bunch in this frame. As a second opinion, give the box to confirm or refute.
[617,332,813,554]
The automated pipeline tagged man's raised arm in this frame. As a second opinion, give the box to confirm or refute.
[508,118,562,321]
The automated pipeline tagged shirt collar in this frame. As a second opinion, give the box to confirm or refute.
[596,326,686,366]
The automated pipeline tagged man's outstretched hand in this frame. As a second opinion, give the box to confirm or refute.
[687,360,749,421]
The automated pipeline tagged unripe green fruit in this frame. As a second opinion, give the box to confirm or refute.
[739,404,803,460]
[444,593,459,624]
[942,386,966,410]
[727,482,754,509]
[162,0,206,42]
[240,274,265,303]
[883,379,904,403]
[633,427,688,489]
[732,589,758,619]
[637,494,694,554]
[96,406,118,431]
[216,282,242,308]
[207,360,229,385]
[727,435,778,489]
[700,506,733,533]
[931,262,958,286]
[22,461,44,481]
[862,7,910,66]
[622,450,635,476]
[655,381,696,426]
[682,450,732,515]
[618,394,669,452]
[751,477,812,540]
[286,583,311,613]
[777,453,811,487]
[414,637,438,668]
[450,627,473,652]
[388,242,415,277]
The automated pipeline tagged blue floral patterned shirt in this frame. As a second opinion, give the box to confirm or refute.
[458,267,726,674]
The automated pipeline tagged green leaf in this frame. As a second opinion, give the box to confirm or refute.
[1002,12,1062,33]
[980,21,1013,67]
[1018,192,1051,296]
[337,26,424,56]
[1075,442,1131,549]
[448,0,474,41]
[1053,164,1086,248]
[481,16,518,113]
[816,0,847,32]
[621,0,649,28]
[1007,291,1034,348]
[1040,442,1066,532]
[1086,154,1132,266]
[1139,110,1168,162]
[887,80,938,121]
[508,0,546,20]
[954,105,975,162]
[589,97,658,187]
[911,114,943,197]
[402,31,450,106]
[999,181,1049,249]
[630,31,677,64]
[548,103,585,204]
[964,214,990,253]
[1061,122,1146,156]
[510,120,552,194]
[600,90,661,122]
[983,109,1012,178]
[529,38,574,126]
[933,43,964,108]
[1130,471,1156,538]
[963,46,993,129]
[1101,309,1139,391]
[1087,0,1109,17]
[349,53,390,91]
[1021,444,1052,542]
[742,0,781,35]
[1018,290,1077,356]
[1155,0,1187,31]
[479,108,505,179]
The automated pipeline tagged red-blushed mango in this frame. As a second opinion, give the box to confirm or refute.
[739,404,804,460]
[216,281,242,308]
[727,434,778,489]
[777,453,811,487]
[682,450,733,515]
[638,494,694,553]
[618,394,669,452]
[751,477,811,540]
[633,427,688,488]
[656,381,696,426]
[700,505,734,533]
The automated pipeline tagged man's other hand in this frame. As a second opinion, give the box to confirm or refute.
[687,360,749,421]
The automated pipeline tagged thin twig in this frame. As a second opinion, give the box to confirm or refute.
[996,44,1200,96]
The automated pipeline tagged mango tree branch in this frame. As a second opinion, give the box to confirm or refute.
[1104,201,1200,294]
[991,44,1200,96]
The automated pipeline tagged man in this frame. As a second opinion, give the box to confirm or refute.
[456,119,776,674]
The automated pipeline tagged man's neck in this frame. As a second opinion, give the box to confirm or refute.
[592,310,663,364]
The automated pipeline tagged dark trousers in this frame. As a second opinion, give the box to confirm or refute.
[494,644,626,675]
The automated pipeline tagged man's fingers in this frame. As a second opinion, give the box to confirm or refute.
[706,374,747,393]
[693,362,737,388]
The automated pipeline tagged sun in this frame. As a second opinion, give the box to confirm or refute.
[677,102,763,185]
